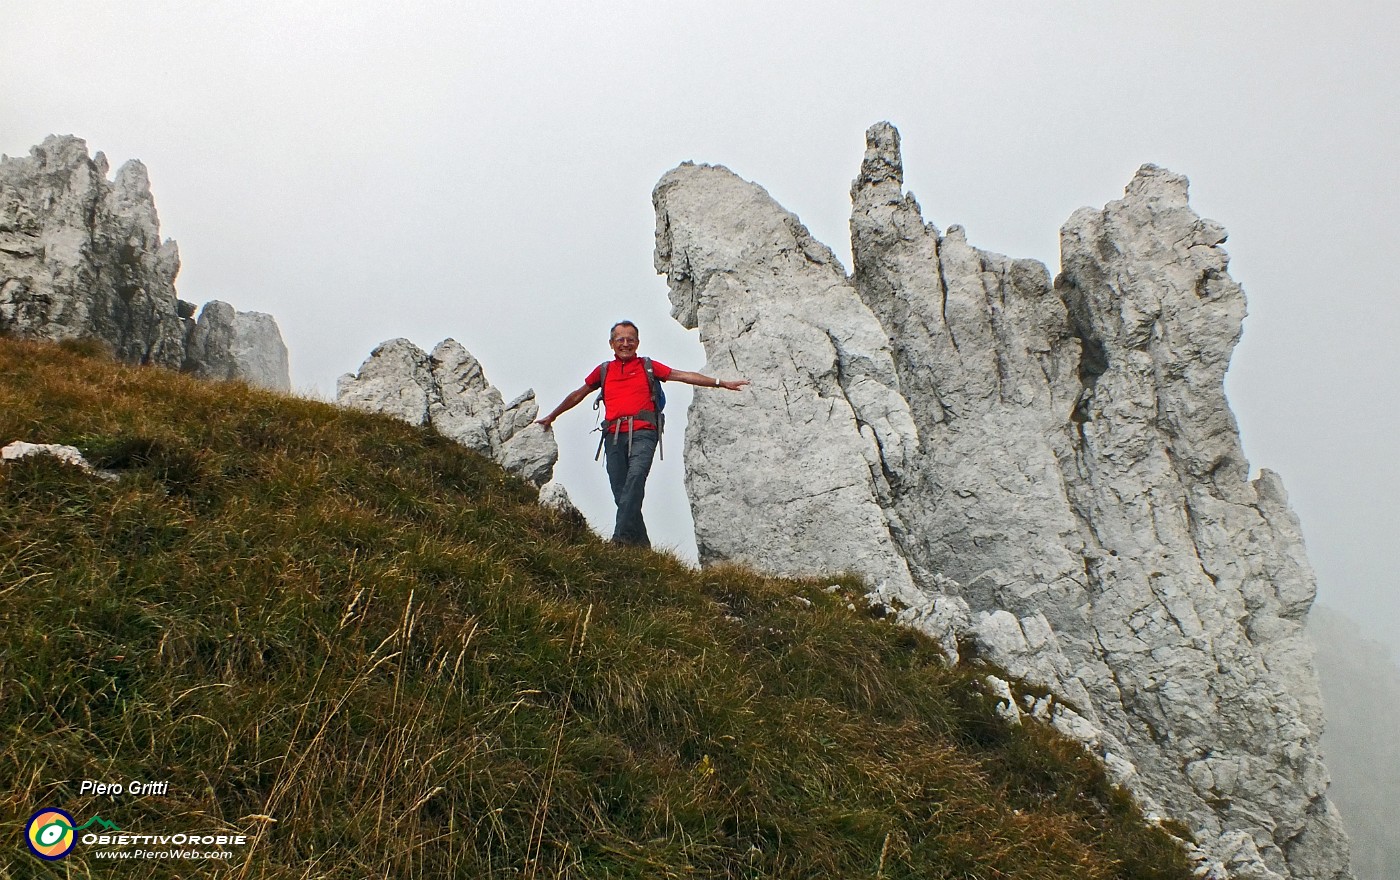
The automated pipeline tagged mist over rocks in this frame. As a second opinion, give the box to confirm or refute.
[1306,605,1400,880]
[337,337,568,502]
[0,135,290,390]
[655,123,1352,880]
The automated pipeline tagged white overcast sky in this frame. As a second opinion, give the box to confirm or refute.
[5,2,1397,651]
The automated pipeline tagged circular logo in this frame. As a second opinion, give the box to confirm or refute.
[25,808,76,860]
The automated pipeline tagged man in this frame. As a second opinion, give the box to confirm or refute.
[537,320,749,548]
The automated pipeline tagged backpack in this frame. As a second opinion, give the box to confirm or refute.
[593,357,666,460]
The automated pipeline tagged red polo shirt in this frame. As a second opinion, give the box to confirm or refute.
[586,357,672,432]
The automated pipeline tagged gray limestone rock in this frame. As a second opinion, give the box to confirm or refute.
[538,480,577,513]
[498,392,556,487]
[1057,164,1347,880]
[0,135,290,390]
[1,136,186,365]
[337,338,562,493]
[336,337,434,425]
[2,440,118,481]
[185,300,291,391]
[653,161,923,605]
[657,123,1352,880]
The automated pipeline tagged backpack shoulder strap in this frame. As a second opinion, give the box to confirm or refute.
[640,358,662,414]
[592,361,609,410]
[641,357,665,459]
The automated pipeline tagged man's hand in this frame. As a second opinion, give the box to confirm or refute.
[536,383,593,430]
[718,378,750,391]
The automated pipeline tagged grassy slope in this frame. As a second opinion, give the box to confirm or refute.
[0,337,1193,879]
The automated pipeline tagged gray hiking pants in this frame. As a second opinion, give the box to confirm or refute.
[604,428,657,548]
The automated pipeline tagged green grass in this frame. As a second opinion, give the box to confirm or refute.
[0,336,1194,879]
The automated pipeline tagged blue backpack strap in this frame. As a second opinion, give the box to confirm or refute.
[642,357,665,460]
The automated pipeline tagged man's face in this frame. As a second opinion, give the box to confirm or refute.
[610,327,639,361]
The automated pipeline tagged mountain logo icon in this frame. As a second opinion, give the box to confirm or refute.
[24,810,120,860]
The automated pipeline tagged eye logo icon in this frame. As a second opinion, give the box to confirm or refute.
[25,808,77,860]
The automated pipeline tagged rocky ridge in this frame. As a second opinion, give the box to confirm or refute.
[653,124,1351,880]
[0,135,289,390]
[337,337,569,506]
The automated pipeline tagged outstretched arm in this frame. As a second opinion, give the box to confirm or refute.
[536,383,595,430]
[667,369,750,392]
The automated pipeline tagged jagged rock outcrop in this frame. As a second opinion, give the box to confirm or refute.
[0,135,290,390]
[654,123,1351,880]
[337,338,568,501]
[653,160,923,603]
[184,300,291,391]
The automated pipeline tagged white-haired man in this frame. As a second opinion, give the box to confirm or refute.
[537,320,749,547]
